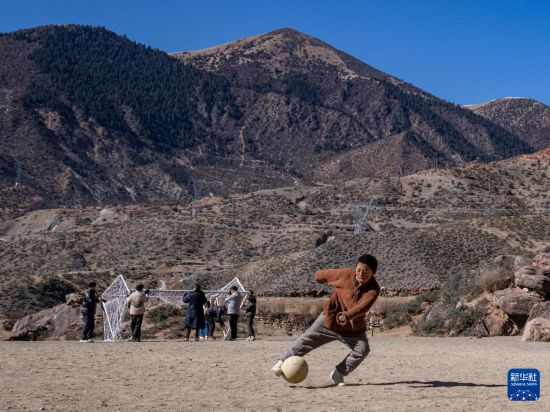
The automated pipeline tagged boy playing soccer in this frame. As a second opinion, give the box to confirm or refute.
[272,254,380,385]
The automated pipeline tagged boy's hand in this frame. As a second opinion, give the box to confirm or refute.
[336,313,347,325]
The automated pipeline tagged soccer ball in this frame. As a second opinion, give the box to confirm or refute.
[281,356,308,384]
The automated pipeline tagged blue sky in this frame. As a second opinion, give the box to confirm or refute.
[2,0,549,105]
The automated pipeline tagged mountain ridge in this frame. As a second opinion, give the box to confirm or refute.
[0,25,538,221]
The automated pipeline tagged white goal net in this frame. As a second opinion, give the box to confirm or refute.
[101,275,248,341]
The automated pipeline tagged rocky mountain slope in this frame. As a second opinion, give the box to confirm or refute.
[465,97,550,150]
[1,149,548,320]
[0,26,533,221]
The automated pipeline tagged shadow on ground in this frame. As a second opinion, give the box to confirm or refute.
[301,380,507,389]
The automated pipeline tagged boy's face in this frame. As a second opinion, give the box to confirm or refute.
[355,262,375,285]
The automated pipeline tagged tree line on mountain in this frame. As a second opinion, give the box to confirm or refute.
[380,79,531,161]
[19,26,238,152]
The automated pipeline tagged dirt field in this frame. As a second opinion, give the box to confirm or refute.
[1,336,548,411]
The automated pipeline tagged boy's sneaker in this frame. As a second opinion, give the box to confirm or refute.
[183,338,189,342]
[330,369,345,386]
[271,360,283,377]
[250,336,256,341]
[199,336,205,341]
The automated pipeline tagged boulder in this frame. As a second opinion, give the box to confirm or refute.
[11,303,82,340]
[424,302,451,328]
[493,287,544,319]
[514,267,550,297]
[527,302,550,324]
[522,317,550,342]
[478,306,519,336]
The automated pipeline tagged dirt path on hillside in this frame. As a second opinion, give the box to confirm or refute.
[1,336,548,411]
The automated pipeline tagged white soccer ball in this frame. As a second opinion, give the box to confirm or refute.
[281,356,308,384]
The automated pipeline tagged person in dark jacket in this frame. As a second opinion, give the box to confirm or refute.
[205,303,226,340]
[80,281,106,342]
[183,284,207,341]
[245,290,257,341]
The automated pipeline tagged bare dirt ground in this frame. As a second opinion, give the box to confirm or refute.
[1,336,548,411]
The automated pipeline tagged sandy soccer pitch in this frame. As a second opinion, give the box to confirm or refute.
[1,336,548,411]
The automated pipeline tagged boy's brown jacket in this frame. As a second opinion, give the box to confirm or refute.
[316,268,380,335]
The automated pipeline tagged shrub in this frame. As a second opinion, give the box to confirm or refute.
[146,304,182,324]
[417,289,440,305]
[440,272,482,305]
[479,269,512,292]
[413,302,486,336]
[383,299,422,329]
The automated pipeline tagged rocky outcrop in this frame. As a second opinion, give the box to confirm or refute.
[424,302,451,328]
[474,306,519,337]
[493,287,544,319]
[514,258,550,298]
[10,303,86,341]
[527,302,550,324]
[522,318,550,342]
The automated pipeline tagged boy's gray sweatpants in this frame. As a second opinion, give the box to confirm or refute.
[279,313,370,376]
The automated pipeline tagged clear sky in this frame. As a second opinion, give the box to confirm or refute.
[2,0,549,105]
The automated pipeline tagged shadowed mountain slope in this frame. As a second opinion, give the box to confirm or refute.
[0,26,533,220]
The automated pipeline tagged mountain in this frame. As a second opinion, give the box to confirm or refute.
[0,26,531,221]
[1,149,548,319]
[173,28,531,170]
[464,97,550,150]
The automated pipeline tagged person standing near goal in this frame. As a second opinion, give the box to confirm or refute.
[80,281,106,343]
[183,284,207,341]
[126,283,149,342]
[224,286,243,341]
[245,290,257,341]
[271,254,380,386]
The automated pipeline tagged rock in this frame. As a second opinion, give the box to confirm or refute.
[476,306,519,336]
[10,303,83,340]
[493,287,544,319]
[66,292,83,307]
[527,302,550,324]
[522,318,550,342]
[470,321,489,337]
[514,267,550,297]
[424,302,451,328]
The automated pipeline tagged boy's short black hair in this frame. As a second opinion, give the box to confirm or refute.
[89,281,97,288]
[136,283,144,291]
[229,286,238,292]
[194,283,201,291]
[357,254,378,273]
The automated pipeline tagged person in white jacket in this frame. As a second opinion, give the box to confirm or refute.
[126,284,149,342]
